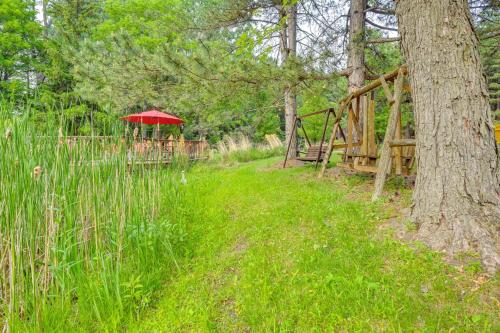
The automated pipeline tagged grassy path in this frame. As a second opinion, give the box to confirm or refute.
[129,159,498,332]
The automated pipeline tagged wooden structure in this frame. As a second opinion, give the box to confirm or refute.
[284,65,416,199]
[59,135,208,165]
[283,108,337,167]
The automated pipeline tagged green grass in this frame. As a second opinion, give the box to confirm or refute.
[212,146,284,164]
[1,107,498,332]
[0,109,193,331]
[126,159,498,332]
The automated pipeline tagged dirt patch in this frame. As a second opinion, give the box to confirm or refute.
[232,237,249,256]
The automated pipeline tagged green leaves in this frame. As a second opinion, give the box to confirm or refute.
[0,0,42,95]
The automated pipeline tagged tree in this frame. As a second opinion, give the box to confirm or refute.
[0,0,42,96]
[396,0,500,273]
[347,0,366,93]
[281,1,298,158]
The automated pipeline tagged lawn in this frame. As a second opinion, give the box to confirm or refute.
[127,158,499,332]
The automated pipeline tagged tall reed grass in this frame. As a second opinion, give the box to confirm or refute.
[0,104,190,331]
[212,134,283,163]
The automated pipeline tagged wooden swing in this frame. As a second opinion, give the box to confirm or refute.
[317,65,415,200]
[283,108,333,167]
[283,65,416,199]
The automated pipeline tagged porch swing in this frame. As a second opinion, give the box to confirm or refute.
[283,108,345,167]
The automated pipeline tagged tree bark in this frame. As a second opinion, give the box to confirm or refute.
[347,0,366,144]
[348,0,366,93]
[283,2,298,158]
[396,0,500,274]
[42,0,49,37]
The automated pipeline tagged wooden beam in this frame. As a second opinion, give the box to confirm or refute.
[372,69,405,201]
[380,74,395,105]
[349,65,407,100]
[394,108,402,175]
[318,96,352,177]
[347,107,354,157]
[368,92,377,157]
[362,95,369,165]
[353,164,379,174]
[283,117,298,168]
[315,109,332,168]
[389,139,416,147]
[348,107,363,139]
[297,108,334,119]
[332,142,362,149]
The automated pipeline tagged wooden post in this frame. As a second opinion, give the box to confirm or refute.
[372,69,405,201]
[368,91,376,158]
[315,109,332,168]
[301,123,312,147]
[318,96,352,178]
[347,106,354,160]
[362,95,368,165]
[394,106,403,175]
[283,117,298,168]
[380,75,395,105]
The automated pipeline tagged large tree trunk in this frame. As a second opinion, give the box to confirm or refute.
[284,3,298,158]
[347,0,366,94]
[396,0,500,274]
[347,0,366,147]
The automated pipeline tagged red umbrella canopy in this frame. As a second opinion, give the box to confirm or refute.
[121,109,184,125]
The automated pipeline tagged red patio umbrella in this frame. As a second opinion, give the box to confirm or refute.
[121,109,184,125]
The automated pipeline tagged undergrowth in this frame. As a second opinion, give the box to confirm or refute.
[0,106,194,331]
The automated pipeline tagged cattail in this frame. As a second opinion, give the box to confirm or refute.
[58,127,64,145]
[33,166,43,180]
[5,128,12,140]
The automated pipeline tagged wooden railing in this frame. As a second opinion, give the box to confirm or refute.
[54,136,209,163]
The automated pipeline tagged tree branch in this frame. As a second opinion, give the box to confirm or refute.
[366,36,400,44]
[365,18,398,32]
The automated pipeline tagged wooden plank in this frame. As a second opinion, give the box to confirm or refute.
[346,152,377,158]
[349,65,407,100]
[380,74,394,105]
[349,106,363,139]
[394,107,402,175]
[336,162,354,170]
[347,107,354,158]
[353,164,379,173]
[389,139,416,147]
[372,69,405,201]
[362,95,369,165]
[297,107,334,119]
[332,142,362,149]
[368,91,377,157]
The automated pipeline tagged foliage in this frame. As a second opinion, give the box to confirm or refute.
[0,108,192,331]
[0,0,42,98]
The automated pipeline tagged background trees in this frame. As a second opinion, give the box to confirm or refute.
[0,0,42,98]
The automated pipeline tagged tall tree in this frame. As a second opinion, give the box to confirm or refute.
[347,0,366,93]
[396,0,500,273]
[0,0,42,95]
[282,1,298,158]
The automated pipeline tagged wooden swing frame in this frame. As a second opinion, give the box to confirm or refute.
[283,65,416,199]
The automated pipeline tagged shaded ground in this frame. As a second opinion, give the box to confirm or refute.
[128,158,498,332]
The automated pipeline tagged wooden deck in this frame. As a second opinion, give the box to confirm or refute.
[58,136,209,165]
